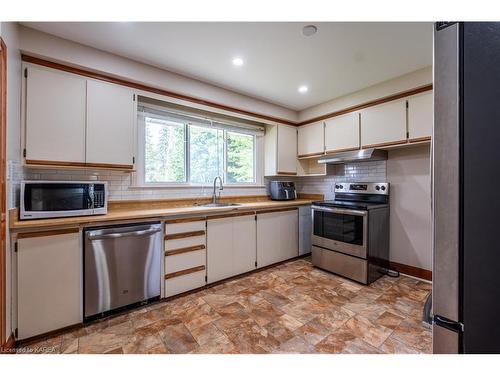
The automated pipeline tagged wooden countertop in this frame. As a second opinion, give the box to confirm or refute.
[9,196,319,231]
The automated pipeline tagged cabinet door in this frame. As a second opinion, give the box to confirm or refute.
[297,121,324,157]
[17,230,81,340]
[25,66,86,164]
[232,214,256,275]
[86,80,135,167]
[324,112,360,153]
[408,91,433,141]
[256,211,281,268]
[360,99,407,147]
[280,210,299,261]
[276,125,297,174]
[207,218,233,283]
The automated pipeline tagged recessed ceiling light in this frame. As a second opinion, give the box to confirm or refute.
[302,25,318,37]
[298,85,309,94]
[232,57,244,66]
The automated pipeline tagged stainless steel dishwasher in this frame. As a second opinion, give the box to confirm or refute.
[84,222,162,320]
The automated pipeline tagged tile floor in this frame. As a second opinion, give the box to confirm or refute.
[19,258,432,354]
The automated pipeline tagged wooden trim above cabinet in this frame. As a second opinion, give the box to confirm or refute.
[25,160,86,167]
[298,84,433,126]
[325,146,360,154]
[164,230,206,241]
[297,151,324,159]
[22,55,432,129]
[164,217,206,225]
[207,211,256,220]
[85,162,134,170]
[22,55,297,126]
[17,228,79,240]
[408,136,432,144]
[361,140,408,149]
[25,159,134,171]
[165,244,205,257]
[165,265,206,280]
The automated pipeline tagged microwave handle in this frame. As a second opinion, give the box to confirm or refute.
[86,185,94,209]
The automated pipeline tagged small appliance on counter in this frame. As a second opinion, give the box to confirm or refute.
[20,181,107,220]
[269,181,297,200]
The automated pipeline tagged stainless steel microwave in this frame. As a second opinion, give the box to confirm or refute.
[20,181,108,220]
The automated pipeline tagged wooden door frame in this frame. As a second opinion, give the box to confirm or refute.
[0,37,7,348]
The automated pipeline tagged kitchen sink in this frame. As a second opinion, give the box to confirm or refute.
[194,202,241,208]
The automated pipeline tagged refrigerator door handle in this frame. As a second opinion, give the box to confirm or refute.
[434,315,464,333]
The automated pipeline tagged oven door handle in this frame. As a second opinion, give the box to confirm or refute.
[311,205,367,216]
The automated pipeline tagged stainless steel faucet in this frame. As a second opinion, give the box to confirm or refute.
[212,176,223,204]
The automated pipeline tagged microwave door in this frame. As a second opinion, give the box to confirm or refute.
[21,182,95,219]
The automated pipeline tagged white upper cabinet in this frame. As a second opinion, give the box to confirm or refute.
[360,99,407,147]
[408,91,433,141]
[297,121,324,157]
[324,112,360,153]
[277,125,298,174]
[25,65,87,164]
[265,124,297,175]
[86,80,135,167]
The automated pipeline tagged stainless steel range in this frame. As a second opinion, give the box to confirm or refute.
[311,182,390,284]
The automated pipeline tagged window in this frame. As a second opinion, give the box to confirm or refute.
[144,116,186,183]
[137,105,262,186]
[226,131,254,183]
[189,125,223,184]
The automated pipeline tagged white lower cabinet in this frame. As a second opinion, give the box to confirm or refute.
[17,230,82,340]
[257,209,299,268]
[207,213,256,283]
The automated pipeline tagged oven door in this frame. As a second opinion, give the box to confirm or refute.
[21,182,94,219]
[312,205,368,259]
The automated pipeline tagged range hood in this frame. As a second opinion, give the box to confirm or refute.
[318,148,387,165]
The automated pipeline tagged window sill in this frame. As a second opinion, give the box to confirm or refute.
[129,184,266,190]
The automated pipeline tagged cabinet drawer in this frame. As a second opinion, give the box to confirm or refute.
[165,234,206,251]
[312,246,367,284]
[165,219,206,235]
[165,247,206,274]
[165,269,206,297]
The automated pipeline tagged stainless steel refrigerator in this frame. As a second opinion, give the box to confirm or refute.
[433,22,500,353]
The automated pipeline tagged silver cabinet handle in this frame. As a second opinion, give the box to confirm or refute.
[311,205,367,216]
[87,227,161,241]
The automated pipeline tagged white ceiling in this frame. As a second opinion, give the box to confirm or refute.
[21,22,433,111]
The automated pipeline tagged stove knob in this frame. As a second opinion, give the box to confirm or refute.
[335,184,339,189]
[381,186,386,191]
[375,185,380,190]
[339,185,343,189]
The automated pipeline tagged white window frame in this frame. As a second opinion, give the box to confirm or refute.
[134,107,264,188]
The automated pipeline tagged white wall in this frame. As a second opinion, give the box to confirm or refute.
[1,21,21,341]
[19,25,297,123]
[298,67,432,122]
[387,144,432,271]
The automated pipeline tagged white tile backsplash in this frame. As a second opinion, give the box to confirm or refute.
[8,159,386,207]
[265,160,387,200]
